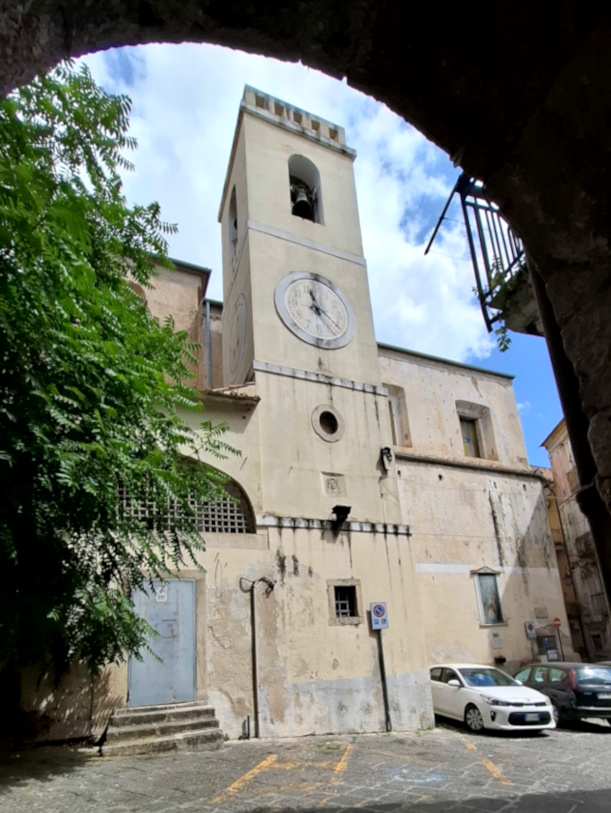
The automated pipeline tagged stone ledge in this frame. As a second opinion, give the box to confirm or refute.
[257,515,411,536]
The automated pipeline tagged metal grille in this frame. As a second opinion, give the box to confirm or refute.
[119,480,254,534]
[334,586,357,618]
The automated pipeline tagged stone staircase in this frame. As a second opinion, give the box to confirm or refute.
[99,701,224,756]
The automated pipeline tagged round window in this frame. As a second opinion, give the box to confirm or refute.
[311,405,344,442]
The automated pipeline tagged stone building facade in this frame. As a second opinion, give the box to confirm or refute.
[543,419,611,662]
[22,88,574,742]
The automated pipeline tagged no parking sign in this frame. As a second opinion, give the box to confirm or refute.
[370,602,389,630]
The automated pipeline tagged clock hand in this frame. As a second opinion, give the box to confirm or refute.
[308,285,342,332]
[308,292,324,321]
[308,287,321,311]
[317,308,342,331]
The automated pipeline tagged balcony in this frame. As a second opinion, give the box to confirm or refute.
[426,174,543,341]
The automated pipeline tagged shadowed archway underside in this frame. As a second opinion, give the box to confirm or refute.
[3,0,611,592]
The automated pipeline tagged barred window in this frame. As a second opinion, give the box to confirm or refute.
[119,479,255,534]
[327,579,363,626]
[334,585,357,618]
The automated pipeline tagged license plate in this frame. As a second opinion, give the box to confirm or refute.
[525,713,541,722]
[598,693,611,699]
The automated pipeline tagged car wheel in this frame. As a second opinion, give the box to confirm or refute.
[465,704,485,732]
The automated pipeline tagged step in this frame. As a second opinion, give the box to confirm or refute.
[101,727,224,757]
[105,715,219,743]
[115,701,203,715]
[111,703,216,728]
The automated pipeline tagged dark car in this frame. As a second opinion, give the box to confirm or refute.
[512,662,611,725]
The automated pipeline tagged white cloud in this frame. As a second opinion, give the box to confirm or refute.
[82,43,493,362]
[517,401,532,413]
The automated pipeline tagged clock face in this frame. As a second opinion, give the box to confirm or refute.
[274,272,355,349]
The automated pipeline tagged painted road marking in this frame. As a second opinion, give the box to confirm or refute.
[481,758,513,786]
[465,740,513,786]
[390,767,450,787]
[319,743,355,803]
[331,743,354,784]
[209,753,278,805]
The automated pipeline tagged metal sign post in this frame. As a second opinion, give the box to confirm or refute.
[370,603,391,732]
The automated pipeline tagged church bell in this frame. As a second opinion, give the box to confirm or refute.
[292,188,312,219]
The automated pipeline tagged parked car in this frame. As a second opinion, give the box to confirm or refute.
[512,662,611,725]
[429,664,555,733]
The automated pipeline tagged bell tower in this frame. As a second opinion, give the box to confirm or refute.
[218,87,381,389]
[218,87,400,524]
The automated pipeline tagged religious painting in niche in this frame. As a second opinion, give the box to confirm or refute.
[477,573,504,625]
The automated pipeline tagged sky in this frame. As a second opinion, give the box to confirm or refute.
[82,43,562,467]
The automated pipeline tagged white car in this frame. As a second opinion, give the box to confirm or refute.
[430,664,556,732]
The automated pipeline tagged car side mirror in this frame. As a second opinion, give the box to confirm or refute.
[447,679,461,687]
[515,679,523,685]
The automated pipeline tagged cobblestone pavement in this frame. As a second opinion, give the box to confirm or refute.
[1,720,611,812]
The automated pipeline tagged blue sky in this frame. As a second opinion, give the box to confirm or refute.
[82,44,562,467]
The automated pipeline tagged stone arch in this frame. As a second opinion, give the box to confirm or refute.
[2,1,611,600]
[128,281,148,305]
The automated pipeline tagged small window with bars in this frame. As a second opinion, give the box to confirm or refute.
[334,585,357,618]
[328,579,362,625]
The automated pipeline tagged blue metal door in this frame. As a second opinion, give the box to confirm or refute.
[128,580,196,707]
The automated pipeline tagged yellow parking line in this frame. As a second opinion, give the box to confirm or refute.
[209,753,278,805]
[331,743,354,784]
[482,758,513,786]
[319,743,355,804]
[465,741,512,786]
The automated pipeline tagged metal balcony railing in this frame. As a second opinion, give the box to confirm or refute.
[425,173,526,333]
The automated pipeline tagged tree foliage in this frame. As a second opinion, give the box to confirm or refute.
[0,63,231,676]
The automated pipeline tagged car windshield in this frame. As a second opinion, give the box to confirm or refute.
[458,667,518,687]
[575,666,611,685]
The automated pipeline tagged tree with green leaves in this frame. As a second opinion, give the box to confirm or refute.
[0,63,231,678]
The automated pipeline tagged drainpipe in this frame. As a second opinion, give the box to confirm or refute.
[240,576,275,738]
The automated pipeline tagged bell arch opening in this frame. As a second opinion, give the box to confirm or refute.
[288,154,322,224]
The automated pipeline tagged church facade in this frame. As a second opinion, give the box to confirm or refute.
[23,88,573,742]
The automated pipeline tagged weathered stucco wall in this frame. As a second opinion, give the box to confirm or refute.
[379,349,529,469]
[199,525,432,738]
[381,348,574,669]
[398,463,572,670]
